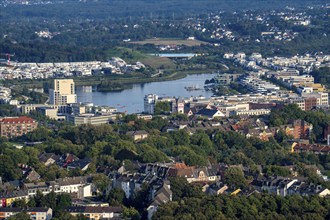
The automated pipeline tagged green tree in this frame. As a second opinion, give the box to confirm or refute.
[223,167,248,190]
[123,207,141,220]
[108,188,126,205]
[154,101,171,115]
[7,213,31,220]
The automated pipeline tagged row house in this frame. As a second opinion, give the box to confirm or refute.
[147,183,172,220]
[0,190,28,208]
[291,143,330,154]
[252,176,330,197]
[167,163,221,183]
[23,176,93,198]
[0,207,52,220]
[64,206,122,220]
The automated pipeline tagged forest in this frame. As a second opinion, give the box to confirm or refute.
[0,1,329,63]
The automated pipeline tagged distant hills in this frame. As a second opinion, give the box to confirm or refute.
[1,0,329,20]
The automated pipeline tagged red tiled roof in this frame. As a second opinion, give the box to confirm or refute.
[0,116,36,124]
[172,162,189,169]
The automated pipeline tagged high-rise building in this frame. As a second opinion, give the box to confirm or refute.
[144,94,158,114]
[49,79,77,105]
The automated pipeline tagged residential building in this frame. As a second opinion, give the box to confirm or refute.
[147,183,172,220]
[0,116,38,138]
[49,79,77,105]
[291,143,330,154]
[64,206,122,220]
[292,119,312,139]
[167,163,221,183]
[38,152,61,166]
[0,86,11,103]
[195,108,225,119]
[0,190,29,207]
[214,73,241,85]
[23,176,92,197]
[302,92,328,106]
[231,109,271,116]
[0,207,52,220]
[126,130,149,141]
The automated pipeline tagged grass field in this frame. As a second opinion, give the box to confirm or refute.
[130,38,209,46]
[106,47,148,62]
[141,56,176,69]
[106,47,175,69]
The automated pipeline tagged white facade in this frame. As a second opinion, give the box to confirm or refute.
[49,79,77,105]
[144,94,158,114]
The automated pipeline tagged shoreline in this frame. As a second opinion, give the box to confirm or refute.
[2,69,216,92]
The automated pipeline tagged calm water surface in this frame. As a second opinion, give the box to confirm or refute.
[76,73,216,113]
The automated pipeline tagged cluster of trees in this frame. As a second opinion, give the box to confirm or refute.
[3,0,322,21]
[1,110,329,185]
[9,191,89,220]
[269,104,330,141]
[0,106,329,218]
[154,193,330,220]
[12,191,72,217]
[1,3,329,63]
[311,67,330,88]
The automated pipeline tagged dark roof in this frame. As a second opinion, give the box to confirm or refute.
[0,207,50,212]
[57,176,90,186]
[38,152,60,163]
[0,190,28,198]
[67,158,92,170]
[196,108,219,117]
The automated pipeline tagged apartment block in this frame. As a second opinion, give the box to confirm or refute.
[0,116,38,138]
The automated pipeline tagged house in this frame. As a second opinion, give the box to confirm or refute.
[291,143,330,154]
[205,182,228,195]
[24,182,53,196]
[126,130,149,141]
[195,108,225,119]
[23,176,93,198]
[58,176,92,196]
[64,206,123,219]
[0,207,52,220]
[25,169,41,182]
[147,183,172,220]
[38,152,60,166]
[112,174,144,199]
[167,163,220,183]
[56,153,78,168]
[0,190,28,207]
[66,158,92,171]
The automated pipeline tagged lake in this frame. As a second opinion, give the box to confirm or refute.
[76,73,217,113]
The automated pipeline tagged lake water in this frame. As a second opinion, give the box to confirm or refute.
[76,73,217,113]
